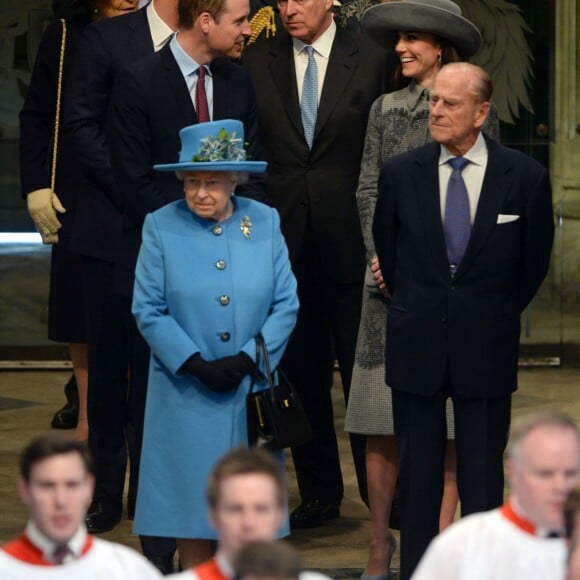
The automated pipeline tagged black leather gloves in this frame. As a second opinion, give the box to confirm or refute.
[184,352,255,392]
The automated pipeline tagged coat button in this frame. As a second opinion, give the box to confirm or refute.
[216,260,226,270]
[220,332,231,342]
[219,295,230,306]
[212,225,223,236]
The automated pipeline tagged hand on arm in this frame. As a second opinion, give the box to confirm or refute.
[370,256,390,298]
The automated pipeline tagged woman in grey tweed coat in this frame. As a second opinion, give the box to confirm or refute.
[344,1,500,578]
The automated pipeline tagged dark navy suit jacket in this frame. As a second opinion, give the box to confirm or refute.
[108,44,266,296]
[63,8,154,262]
[373,136,554,399]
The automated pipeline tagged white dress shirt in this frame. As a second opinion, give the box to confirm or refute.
[147,0,175,52]
[292,20,336,106]
[25,521,86,564]
[170,34,213,118]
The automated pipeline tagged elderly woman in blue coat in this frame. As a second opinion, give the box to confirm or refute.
[132,120,299,570]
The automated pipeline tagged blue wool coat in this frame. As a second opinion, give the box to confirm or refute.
[132,196,298,538]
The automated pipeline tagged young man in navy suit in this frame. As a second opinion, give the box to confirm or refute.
[108,0,265,299]
[63,0,179,572]
[372,62,554,579]
[66,0,263,570]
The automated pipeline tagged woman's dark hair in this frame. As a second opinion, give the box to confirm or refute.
[393,35,464,90]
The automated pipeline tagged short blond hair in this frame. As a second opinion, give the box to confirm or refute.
[507,411,579,464]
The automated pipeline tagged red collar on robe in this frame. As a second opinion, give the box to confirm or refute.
[500,502,563,538]
[193,556,230,580]
[2,533,93,566]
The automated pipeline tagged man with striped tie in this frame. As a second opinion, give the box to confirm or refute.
[373,62,555,579]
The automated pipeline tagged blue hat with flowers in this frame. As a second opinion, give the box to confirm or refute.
[154,119,267,173]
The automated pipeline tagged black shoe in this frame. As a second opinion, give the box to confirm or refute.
[148,556,175,575]
[85,498,121,534]
[290,500,340,529]
[51,375,79,429]
[50,401,79,429]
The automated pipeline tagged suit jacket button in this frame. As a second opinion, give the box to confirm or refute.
[212,225,223,236]
[220,332,231,342]
[219,295,230,305]
[441,316,447,323]
[216,260,226,270]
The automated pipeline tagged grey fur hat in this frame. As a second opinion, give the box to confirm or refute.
[362,0,482,58]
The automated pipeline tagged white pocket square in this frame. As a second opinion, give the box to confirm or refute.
[497,214,520,224]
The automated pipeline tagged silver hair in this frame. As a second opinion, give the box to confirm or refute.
[176,170,248,184]
[507,411,579,464]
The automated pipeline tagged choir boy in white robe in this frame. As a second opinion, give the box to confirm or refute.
[412,411,580,580]
[0,434,161,579]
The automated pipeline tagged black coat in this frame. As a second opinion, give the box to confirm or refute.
[63,8,154,262]
[19,17,89,342]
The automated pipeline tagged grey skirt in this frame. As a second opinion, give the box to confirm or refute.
[345,281,455,438]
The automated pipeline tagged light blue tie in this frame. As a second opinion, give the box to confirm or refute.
[444,157,471,276]
[301,45,318,148]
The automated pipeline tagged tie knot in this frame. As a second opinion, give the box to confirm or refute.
[449,157,469,172]
[304,45,315,58]
[197,65,206,80]
[52,544,71,564]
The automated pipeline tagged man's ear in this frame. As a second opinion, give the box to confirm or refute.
[18,477,31,507]
[474,101,490,130]
[85,473,95,509]
[199,12,213,34]
[505,457,515,488]
[208,507,218,532]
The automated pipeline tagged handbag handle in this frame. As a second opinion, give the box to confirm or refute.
[51,19,67,192]
[248,334,276,397]
[248,335,262,394]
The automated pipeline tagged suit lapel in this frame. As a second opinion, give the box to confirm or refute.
[414,143,450,276]
[212,60,228,119]
[455,137,513,277]
[269,35,305,140]
[315,28,357,138]
[161,46,198,126]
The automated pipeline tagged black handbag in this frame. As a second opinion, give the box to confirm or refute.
[246,334,312,449]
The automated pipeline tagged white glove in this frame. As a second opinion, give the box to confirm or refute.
[27,188,66,245]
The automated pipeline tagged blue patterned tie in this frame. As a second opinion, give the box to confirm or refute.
[301,46,318,148]
[444,157,471,276]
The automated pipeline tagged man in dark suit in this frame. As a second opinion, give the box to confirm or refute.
[372,63,554,579]
[108,0,265,300]
[63,0,178,571]
[243,0,388,528]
